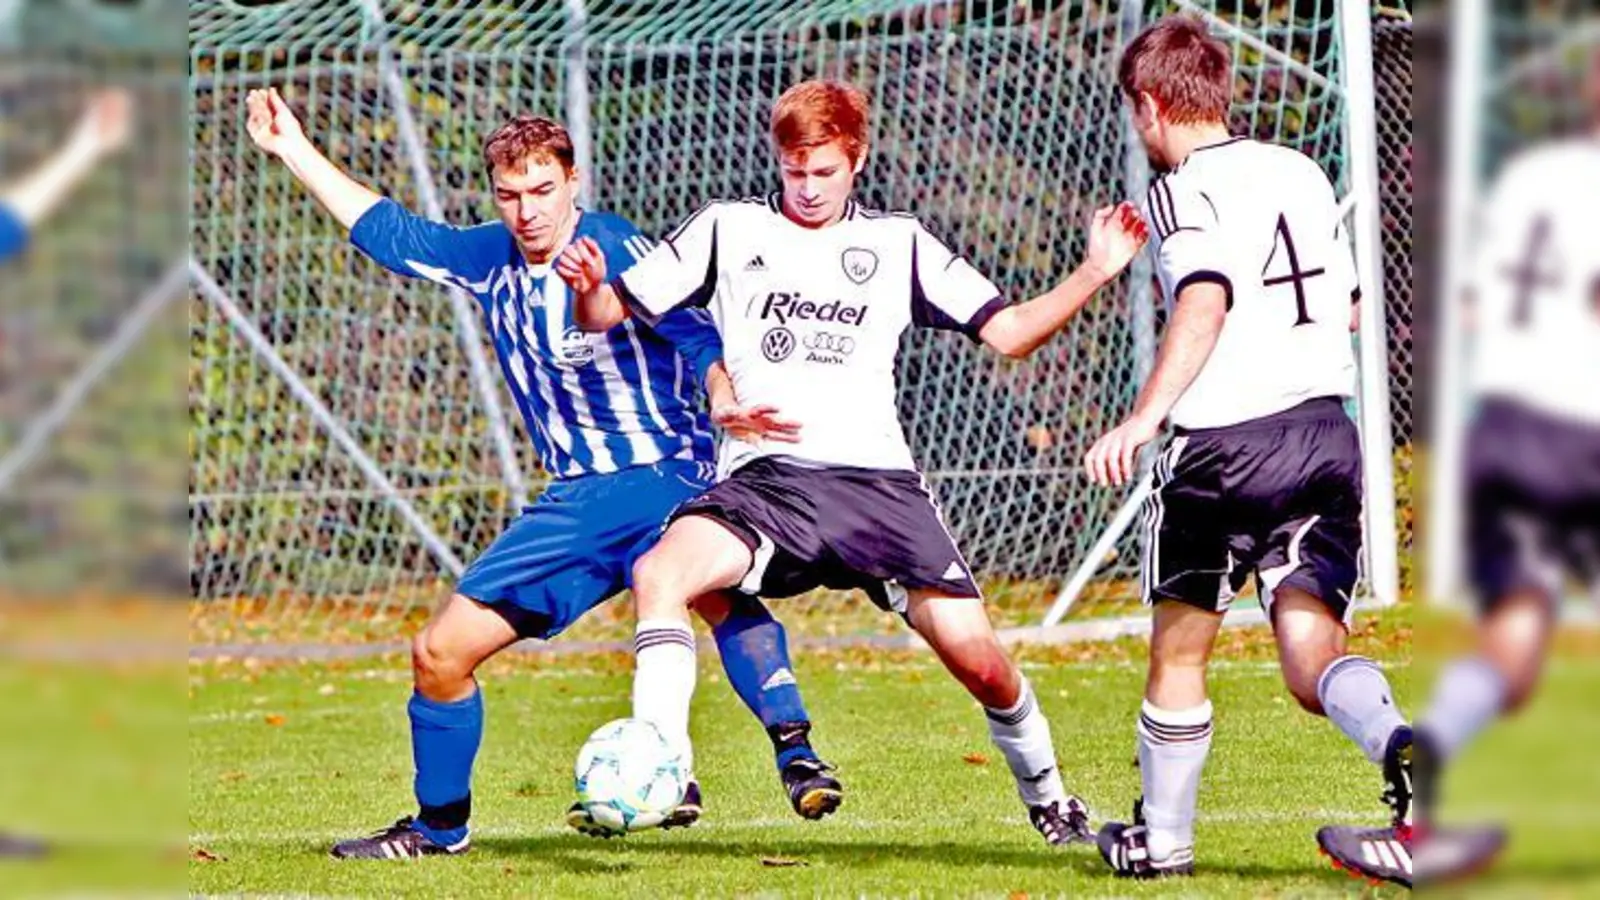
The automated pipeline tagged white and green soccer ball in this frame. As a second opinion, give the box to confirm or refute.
[574,718,687,834]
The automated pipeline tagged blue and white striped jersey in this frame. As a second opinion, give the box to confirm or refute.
[350,199,719,479]
[0,205,27,264]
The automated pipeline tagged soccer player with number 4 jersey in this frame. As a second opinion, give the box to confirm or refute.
[1082,17,1413,881]
[559,78,1149,846]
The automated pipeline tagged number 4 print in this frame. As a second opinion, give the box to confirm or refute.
[1262,213,1325,326]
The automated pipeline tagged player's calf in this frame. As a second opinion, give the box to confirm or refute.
[908,594,1093,844]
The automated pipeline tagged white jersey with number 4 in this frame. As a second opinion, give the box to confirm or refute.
[616,193,1006,474]
[1467,138,1600,426]
[1144,137,1359,430]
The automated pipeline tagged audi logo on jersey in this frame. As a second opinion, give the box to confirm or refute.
[761,326,796,362]
[802,332,856,354]
[758,291,868,326]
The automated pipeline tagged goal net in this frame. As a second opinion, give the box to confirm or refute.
[188,0,1397,643]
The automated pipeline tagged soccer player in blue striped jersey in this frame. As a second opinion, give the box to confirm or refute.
[0,91,131,265]
[244,88,840,859]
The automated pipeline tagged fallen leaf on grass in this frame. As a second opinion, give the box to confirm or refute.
[264,714,286,726]
[219,771,247,782]
[1008,892,1029,900]
[192,847,225,862]
[962,752,989,766]
[761,856,807,868]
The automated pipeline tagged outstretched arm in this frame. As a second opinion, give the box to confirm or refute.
[245,87,380,229]
[977,203,1148,358]
[2,90,132,232]
[1083,283,1227,487]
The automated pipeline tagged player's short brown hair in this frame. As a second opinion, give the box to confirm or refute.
[770,80,870,163]
[1118,16,1233,125]
[482,115,575,177]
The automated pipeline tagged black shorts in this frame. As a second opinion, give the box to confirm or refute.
[1467,397,1600,610]
[672,456,981,615]
[1143,397,1363,623]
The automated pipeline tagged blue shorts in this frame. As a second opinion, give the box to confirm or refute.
[456,459,714,639]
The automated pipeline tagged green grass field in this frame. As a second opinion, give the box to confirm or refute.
[188,616,1424,899]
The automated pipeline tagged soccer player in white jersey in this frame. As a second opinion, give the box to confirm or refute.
[558,78,1149,846]
[244,88,846,857]
[1081,17,1413,880]
[1321,47,1600,888]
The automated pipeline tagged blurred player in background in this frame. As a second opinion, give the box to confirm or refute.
[0,87,131,859]
[559,78,1147,847]
[244,87,843,858]
[1322,44,1600,888]
[1081,18,1413,882]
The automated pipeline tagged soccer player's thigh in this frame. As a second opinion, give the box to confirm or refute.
[450,480,633,650]
[1257,424,1364,713]
[1464,405,1592,705]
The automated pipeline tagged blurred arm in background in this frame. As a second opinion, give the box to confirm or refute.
[0,90,131,261]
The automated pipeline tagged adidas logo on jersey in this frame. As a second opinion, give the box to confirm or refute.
[761,668,797,691]
[745,255,767,271]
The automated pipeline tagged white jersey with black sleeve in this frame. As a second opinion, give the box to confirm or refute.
[1144,137,1359,430]
[614,193,1006,474]
[1466,138,1600,426]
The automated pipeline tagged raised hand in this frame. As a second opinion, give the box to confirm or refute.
[244,87,307,157]
[70,89,133,160]
[555,236,609,296]
[1085,201,1150,281]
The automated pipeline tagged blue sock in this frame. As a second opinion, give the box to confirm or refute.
[408,688,482,846]
[712,598,817,769]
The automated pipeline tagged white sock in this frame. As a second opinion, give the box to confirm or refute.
[1420,656,1507,762]
[1316,655,1407,764]
[632,619,697,775]
[1137,699,1213,861]
[984,677,1067,809]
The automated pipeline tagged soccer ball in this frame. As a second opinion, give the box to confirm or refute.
[573,718,687,834]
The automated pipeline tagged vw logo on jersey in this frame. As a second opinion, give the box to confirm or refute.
[761,326,796,362]
[802,331,856,355]
[841,247,878,285]
[558,327,596,367]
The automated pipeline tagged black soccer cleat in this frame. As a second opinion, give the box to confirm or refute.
[1097,801,1194,878]
[781,756,843,820]
[1381,725,1414,828]
[330,816,468,859]
[661,779,703,830]
[1316,824,1413,889]
[1029,795,1094,846]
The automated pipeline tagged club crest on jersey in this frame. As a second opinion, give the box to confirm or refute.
[841,247,878,285]
[558,327,596,367]
[761,326,796,362]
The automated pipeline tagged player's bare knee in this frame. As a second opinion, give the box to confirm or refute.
[946,641,1017,707]
[411,628,473,698]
